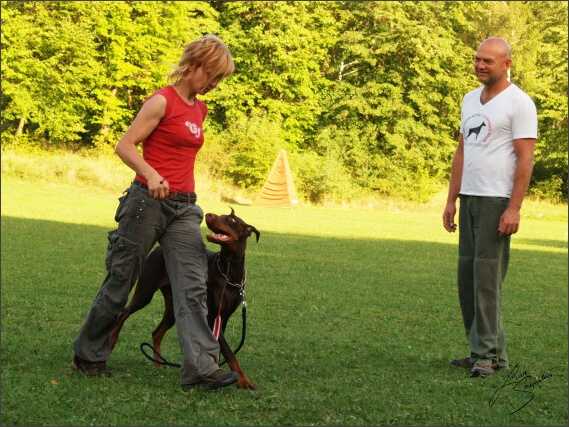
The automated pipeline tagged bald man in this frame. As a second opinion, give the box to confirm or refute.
[442,37,538,377]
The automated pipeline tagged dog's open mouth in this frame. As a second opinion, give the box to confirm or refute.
[207,233,231,244]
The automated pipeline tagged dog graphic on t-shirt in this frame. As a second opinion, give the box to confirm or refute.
[467,122,486,141]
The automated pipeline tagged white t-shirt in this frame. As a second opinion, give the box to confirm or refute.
[459,84,538,198]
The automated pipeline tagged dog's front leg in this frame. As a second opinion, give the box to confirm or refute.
[227,359,255,390]
[218,331,255,390]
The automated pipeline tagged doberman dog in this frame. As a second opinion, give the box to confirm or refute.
[109,208,260,390]
[467,121,486,141]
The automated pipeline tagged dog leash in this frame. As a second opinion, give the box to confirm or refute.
[139,256,248,368]
[212,259,230,341]
[140,342,181,368]
[213,254,248,357]
[232,289,247,356]
[139,300,247,368]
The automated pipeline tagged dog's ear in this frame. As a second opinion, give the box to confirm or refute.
[247,225,260,243]
[228,206,235,216]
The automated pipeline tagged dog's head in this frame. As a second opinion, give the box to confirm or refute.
[205,207,260,255]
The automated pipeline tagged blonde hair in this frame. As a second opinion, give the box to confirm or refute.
[168,34,234,84]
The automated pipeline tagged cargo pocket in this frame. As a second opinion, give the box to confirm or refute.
[114,189,131,223]
[105,232,138,282]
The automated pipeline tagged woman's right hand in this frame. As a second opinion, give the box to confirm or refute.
[147,176,169,201]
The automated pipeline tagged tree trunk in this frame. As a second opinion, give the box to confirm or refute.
[14,117,25,141]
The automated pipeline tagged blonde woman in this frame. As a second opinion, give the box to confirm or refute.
[72,35,238,391]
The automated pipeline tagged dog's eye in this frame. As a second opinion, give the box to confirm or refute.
[228,217,236,223]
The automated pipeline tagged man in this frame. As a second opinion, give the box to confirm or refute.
[442,37,538,377]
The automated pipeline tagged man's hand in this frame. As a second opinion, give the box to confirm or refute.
[443,202,458,233]
[498,207,520,237]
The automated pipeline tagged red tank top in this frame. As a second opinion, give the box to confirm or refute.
[135,85,207,193]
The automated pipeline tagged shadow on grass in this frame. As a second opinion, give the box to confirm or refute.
[514,237,568,249]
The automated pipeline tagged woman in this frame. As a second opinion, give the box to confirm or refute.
[72,34,238,391]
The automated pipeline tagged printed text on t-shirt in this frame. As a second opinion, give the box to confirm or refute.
[185,121,201,138]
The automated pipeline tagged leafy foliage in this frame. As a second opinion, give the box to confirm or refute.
[1,1,566,202]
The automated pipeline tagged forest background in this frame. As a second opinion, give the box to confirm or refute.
[1,1,567,205]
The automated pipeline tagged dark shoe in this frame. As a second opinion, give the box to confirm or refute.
[182,369,238,391]
[470,362,495,377]
[72,355,113,378]
[451,357,472,368]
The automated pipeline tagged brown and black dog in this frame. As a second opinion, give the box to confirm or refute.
[109,208,260,389]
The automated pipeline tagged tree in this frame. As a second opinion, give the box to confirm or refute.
[523,2,568,201]
[314,1,475,200]
[1,1,566,202]
[1,1,221,148]
[87,1,221,148]
[1,2,102,146]
[454,1,568,201]
[212,1,336,147]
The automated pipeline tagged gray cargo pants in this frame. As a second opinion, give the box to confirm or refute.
[72,182,220,386]
[457,195,510,369]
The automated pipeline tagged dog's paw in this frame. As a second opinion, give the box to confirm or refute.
[236,378,256,390]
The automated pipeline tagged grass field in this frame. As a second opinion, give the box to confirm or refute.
[1,174,567,426]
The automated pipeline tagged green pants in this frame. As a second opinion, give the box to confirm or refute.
[457,195,510,368]
[73,182,221,387]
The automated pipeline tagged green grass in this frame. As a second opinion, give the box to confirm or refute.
[1,173,567,426]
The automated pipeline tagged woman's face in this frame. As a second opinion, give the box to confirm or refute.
[189,65,222,96]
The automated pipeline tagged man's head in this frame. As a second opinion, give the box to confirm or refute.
[474,37,512,87]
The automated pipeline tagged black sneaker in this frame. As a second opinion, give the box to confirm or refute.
[72,355,113,377]
[183,369,238,391]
